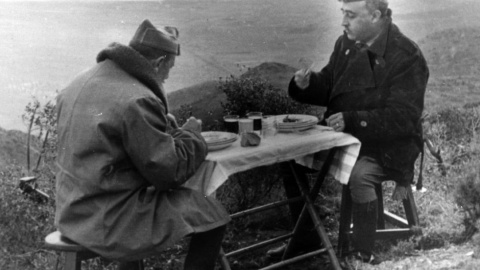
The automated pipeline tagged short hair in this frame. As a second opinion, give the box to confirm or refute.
[341,0,391,18]
[365,0,390,17]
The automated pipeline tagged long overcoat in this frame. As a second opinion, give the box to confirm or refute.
[289,22,429,186]
[55,43,230,261]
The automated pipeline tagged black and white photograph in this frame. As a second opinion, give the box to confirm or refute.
[1,0,480,269]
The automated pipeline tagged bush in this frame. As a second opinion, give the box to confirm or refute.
[218,74,319,117]
[425,107,480,145]
[455,164,480,238]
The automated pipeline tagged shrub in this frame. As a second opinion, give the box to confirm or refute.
[422,107,480,178]
[22,97,57,177]
[218,74,319,117]
[455,164,480,238]
[425,107,480,145]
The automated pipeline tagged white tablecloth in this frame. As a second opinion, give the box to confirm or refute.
[185,125,361,196]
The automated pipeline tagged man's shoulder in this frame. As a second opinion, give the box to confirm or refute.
[389,24,421,55]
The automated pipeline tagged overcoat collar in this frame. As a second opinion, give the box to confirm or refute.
[366,20,390,58]
[96,43,169,112]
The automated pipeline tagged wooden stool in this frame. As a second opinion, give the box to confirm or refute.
[337,183,422,257]
[44,231,144,270]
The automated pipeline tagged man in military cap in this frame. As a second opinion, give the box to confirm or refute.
[55,19,230,270]
[269,0,429,264]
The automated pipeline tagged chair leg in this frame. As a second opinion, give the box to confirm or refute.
[138,260,145,270]
[337,185,352,257]
[376,184,385,229]
[338,183,422,255]
[64,252,81,270]
[403,186,420,227]
[118,260,144,270]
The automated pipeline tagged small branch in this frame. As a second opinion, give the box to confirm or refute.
[34,130,50,172]
[26,106,38,173]
[424,137,447,176]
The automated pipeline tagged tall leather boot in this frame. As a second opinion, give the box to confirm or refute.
[184,225,226,270]
[352,199,381,264]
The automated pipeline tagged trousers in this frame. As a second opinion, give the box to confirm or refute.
[349,155,388,203]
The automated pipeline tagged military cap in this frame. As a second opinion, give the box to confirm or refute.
[129,19,180,56]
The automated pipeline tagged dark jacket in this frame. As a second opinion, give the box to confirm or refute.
[289,22,429,186]
[55,43,230,261]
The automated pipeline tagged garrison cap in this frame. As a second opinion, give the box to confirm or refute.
[129,19,180,56]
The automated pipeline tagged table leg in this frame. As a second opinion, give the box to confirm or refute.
[283,149,342,270]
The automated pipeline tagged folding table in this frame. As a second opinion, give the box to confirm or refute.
[185,125,361,269]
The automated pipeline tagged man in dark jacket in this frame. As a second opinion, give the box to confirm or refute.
[268,0,428,264]
[55,19,230,270]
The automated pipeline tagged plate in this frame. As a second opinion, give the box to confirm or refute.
[207,141,236,151]
[275,114,319,128]
[201,131,238,144]
[201,131,238,151]
[277,123,317,133]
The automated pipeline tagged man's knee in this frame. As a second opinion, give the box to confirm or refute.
[349,157,384,203]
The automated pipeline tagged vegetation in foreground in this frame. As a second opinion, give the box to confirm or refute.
[2,72,480,270]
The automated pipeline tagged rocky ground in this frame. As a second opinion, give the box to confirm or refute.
[276,241,480,270]
[360,242,480,270]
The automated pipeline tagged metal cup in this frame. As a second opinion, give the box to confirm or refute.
[238,118,253,134]
[246,112,263,135]
[223,115,239,134]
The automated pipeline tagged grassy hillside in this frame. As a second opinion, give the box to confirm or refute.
[420,27,480,112]
[0,127,40,169]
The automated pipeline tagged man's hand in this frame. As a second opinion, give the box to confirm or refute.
[294,69,311,90]
[181,117,202,133]
[326,113,345,132]
[166,113,179,129]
